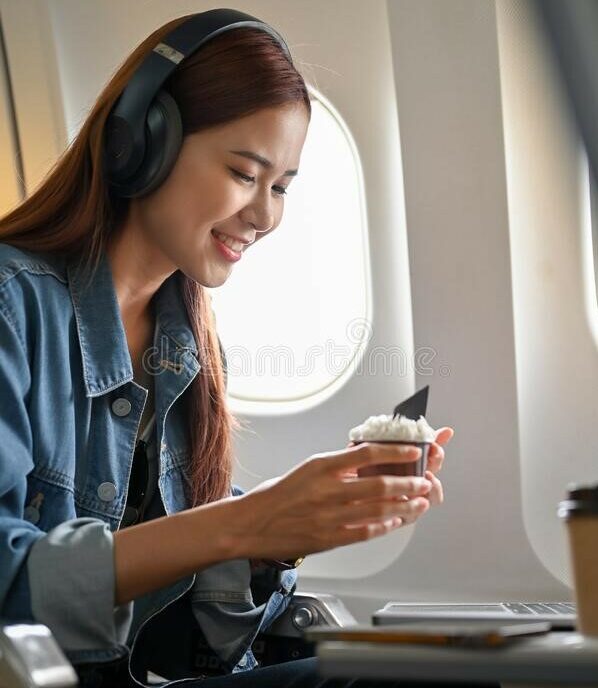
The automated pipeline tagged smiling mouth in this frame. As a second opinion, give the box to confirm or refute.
[211,230,243,262]
[211,229,247,252]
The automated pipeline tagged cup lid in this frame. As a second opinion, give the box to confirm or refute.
[558,482,598,518]
[566,482,598,502]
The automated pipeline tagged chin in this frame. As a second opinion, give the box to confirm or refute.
[179,266,230,290]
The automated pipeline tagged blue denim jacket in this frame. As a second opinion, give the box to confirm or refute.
[0,243,297,682]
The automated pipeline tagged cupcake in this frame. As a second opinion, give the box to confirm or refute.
[349,413,436,477]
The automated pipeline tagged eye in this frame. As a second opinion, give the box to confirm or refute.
[230,169,255,184]
[229,168,288,197]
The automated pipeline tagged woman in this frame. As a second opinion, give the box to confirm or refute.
[0,10,453,688]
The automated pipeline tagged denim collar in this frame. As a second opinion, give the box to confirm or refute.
[67,251,198,397]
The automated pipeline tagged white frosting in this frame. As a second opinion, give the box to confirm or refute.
[349,414,436,443]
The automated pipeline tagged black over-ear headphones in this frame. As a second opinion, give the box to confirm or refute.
[103,8,292,199]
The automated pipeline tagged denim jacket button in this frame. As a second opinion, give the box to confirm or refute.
[97,482,117,501]
[23,506,40,524]
[111,398,132,417]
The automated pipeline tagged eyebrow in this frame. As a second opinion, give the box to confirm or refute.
[228,149,298,177]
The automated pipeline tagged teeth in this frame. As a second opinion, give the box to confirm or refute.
[214,230,243,252]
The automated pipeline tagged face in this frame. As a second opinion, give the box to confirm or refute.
[133,103,310,287]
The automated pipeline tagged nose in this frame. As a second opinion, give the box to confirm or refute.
[240,195,276,234]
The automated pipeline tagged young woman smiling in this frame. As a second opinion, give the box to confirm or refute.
[0,9,453,688]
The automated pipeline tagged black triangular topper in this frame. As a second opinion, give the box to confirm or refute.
[393,385,429,421]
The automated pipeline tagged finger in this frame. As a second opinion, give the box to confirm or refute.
[331,516,406,547]
[434,427,454,446]
[343,442,357,474]
[384,496,431,527]
[313,475,432,508]
[333,474,433,505]
[428,442,444,460]
[426,443,445,474]
[338,495,430,528]
[400,472,444,524]
[424,470,444,506]
[344,497,430,528]
[319,442,423,477]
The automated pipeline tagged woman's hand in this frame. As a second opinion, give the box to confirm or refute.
[233,442,439,562]
[383,425,452,521]
[342,427,454,524]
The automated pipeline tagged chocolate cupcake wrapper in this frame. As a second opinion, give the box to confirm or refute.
[352,440,430,478]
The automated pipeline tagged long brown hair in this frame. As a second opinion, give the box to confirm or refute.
[0,16,312,507]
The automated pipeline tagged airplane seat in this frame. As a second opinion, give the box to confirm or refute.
[0,592,357,687]
[0,621,78,688]
[250,591,357,668]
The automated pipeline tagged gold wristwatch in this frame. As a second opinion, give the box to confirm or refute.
[262,556,305,570]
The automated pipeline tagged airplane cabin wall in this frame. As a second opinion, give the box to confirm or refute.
[496,0,598,584]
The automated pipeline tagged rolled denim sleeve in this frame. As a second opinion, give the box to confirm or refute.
[27,519,134,652]
[0,304,39,618]
[0,304,133,654]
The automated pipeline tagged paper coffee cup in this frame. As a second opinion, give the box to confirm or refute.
[353,440,430,478]
[557,483,598,637]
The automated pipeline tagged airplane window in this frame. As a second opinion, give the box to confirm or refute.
[208,88,370,411]
[0,16,23,215]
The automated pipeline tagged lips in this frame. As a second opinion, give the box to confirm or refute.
[211,229,253,247]
[211,230,243,262]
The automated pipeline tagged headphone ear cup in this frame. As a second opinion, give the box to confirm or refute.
[121,89,183,198]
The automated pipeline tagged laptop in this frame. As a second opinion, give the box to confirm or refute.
[373,602,577,630]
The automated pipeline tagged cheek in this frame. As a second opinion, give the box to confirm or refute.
[145,171,193,221]
[151,180,209,233]
[180,169,239,220]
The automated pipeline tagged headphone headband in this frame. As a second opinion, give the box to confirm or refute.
[105,8,293,190]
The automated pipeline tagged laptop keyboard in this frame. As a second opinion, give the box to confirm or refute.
[504,602,576,615]
[383,602,576,615]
